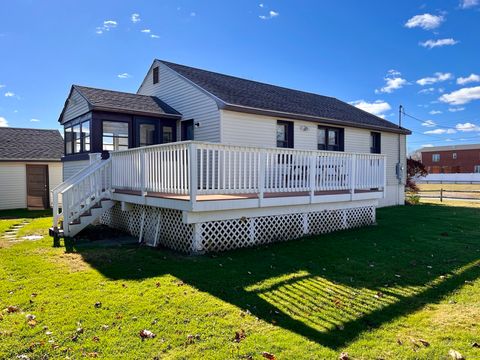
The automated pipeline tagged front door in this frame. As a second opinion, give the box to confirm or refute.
[136,120,158,147]
[26,165,49,209]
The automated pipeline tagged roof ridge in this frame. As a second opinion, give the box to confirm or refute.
[157,59,339,101]
[73,84,158,99]
[0,127,60,132]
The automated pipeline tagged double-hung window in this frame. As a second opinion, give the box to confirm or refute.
[370,132,381,154]
[276,121,294,148]
[317,126,344,151]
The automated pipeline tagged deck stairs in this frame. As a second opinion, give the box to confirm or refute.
[50,158,114,241]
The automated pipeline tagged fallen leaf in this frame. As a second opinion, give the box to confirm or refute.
[418,339,430,347]
[374,292,384,299]
[472,342,480,348]
[233,329,246,343]
[448,349,465,360]
[27,320,37,327]
[76,327,84,334]
[339,352,349,360]
[26,314,36,321]
[262,352,276,360]
[6,305,19,313]
[397,339,403,345]
[94,302,102,308]
[92,336,100,342]
[139,329,156,339]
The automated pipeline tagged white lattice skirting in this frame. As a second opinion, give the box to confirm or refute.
[101,203,376,254]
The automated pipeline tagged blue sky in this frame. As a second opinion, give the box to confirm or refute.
[0,0,479,152]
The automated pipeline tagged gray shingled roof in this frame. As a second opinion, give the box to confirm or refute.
[0,128,63,161]
[74,85,181,117]
[159,60,410,134]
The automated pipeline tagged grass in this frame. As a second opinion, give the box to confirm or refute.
[0,204,479,359]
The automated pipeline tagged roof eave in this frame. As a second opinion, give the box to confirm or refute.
[220,103,411,135]
[91,106,182,119]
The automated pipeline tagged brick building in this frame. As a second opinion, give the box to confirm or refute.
[419,144,480,174]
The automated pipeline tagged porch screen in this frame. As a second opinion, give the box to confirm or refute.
[103,121,129,151]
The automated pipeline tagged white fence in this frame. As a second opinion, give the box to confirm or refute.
[417,173,480,184]
[110,141,386,201]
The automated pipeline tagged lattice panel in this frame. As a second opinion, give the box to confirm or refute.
[254,213,304,245]
[101,204,193,253]
[200,218,250,252]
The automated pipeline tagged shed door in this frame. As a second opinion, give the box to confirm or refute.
[26,165,49,209]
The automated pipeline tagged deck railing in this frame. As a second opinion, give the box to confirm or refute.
[110,141,386,202]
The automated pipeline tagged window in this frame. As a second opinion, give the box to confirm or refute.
[452,152,457,159]
[370,132,381,154]
[181,120,194,141]
[153,67,159,84]
[276,121,293,148]
[65,127,73,155]
[432,154,440,162]
[139,123,156,147]
[317,126,344,151]
[162,125,174,143]
[102,121,129,151]
[73,124,81,153]
[474,165,480,173]
[81,120,90,152]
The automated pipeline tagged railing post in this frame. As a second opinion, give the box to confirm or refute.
[63,191,69,237]
[141,148,147,196]
[309,155,316,203]
[258,150,266,206]
[189,143,198,209]
[350,154,357,200]
[382,156,387,198]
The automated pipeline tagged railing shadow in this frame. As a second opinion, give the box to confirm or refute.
[69,204,480,349]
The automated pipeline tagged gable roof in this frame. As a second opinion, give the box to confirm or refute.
[419,143,480,152]
[59,85,181,123]
[158,60,410,135]
[0,128,63,161]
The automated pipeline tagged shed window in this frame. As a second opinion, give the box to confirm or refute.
[370,132,381,154]
[81,120,90,152]
[276,121,294,148]
[73,124,81,153]
[432,154,440,162]
[102,121,129,151]
[317,126,344,151]
[162,125,174,143]
[153,67,159,84]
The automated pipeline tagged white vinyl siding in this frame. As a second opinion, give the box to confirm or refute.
[61,89,90,124]
[0,162,62,210]
[62,160,90,181]
[138,61,221,143]
[221,110,406,207]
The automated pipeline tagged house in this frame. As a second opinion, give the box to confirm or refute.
[52,60,410,253]
[418,144,480,174]
[0,127,63,210]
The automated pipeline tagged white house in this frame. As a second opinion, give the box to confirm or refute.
[51,60,410,253]
[0,128,63,210]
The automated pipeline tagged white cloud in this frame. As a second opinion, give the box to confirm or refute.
[420,38,458,49]
[0,84,5,88]
[0,116,8,127]
[405,14,444,30]
[445,138,454,142]
[190,12,196,17]
[350,100,391,118]
[429,110,442,115]
[375,70,408,94]
[131,13,141,23]
[422,144,434,147]
[259,10,279,20]
[457,73,480,85]
[416,72,452,86]
[418,87,435,94]
[424,128,456,134]
[150,34,159,39]
[117,73,131,79]
[4,91,15,97]
[448,107,465,112]
[439,86,480,105]
[455,122,480,132]
[259,3,264,7]
[141,29,151,33]
[96,20,117,34]
[30,118,40,122]
[460,0,479,8]
[422,120,437,127]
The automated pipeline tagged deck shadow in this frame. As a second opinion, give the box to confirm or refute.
[69,204,480,350]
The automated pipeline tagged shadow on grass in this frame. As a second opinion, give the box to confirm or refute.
[0,208,52,219]
[70,204,480,349]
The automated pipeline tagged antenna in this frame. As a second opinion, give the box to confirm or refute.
[398,105,403,128]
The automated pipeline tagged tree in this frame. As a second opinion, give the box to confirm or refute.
[406,157,428,192]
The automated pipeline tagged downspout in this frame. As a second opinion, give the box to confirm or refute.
[398,105,403,204]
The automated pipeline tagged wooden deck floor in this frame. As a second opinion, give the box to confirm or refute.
[113,189,379,202]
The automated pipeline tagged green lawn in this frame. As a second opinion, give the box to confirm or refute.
[0,205,479,359]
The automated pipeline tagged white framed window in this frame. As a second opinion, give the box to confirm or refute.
[474,165,480,173]
[452,152,457,159]
[432,154,440,162]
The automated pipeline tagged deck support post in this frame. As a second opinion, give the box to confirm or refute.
[258,150,266,207]
[249,218,256,244]
[192,222,204,254]
[189,143,198,210]
[138,207,146,244]
[153,210,162,247]
[302,213,309,235]
[309,155,316,203]
[350,154,357,200]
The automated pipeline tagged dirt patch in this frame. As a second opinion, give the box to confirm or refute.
[57,252,91,272]
[430,304,480,329]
